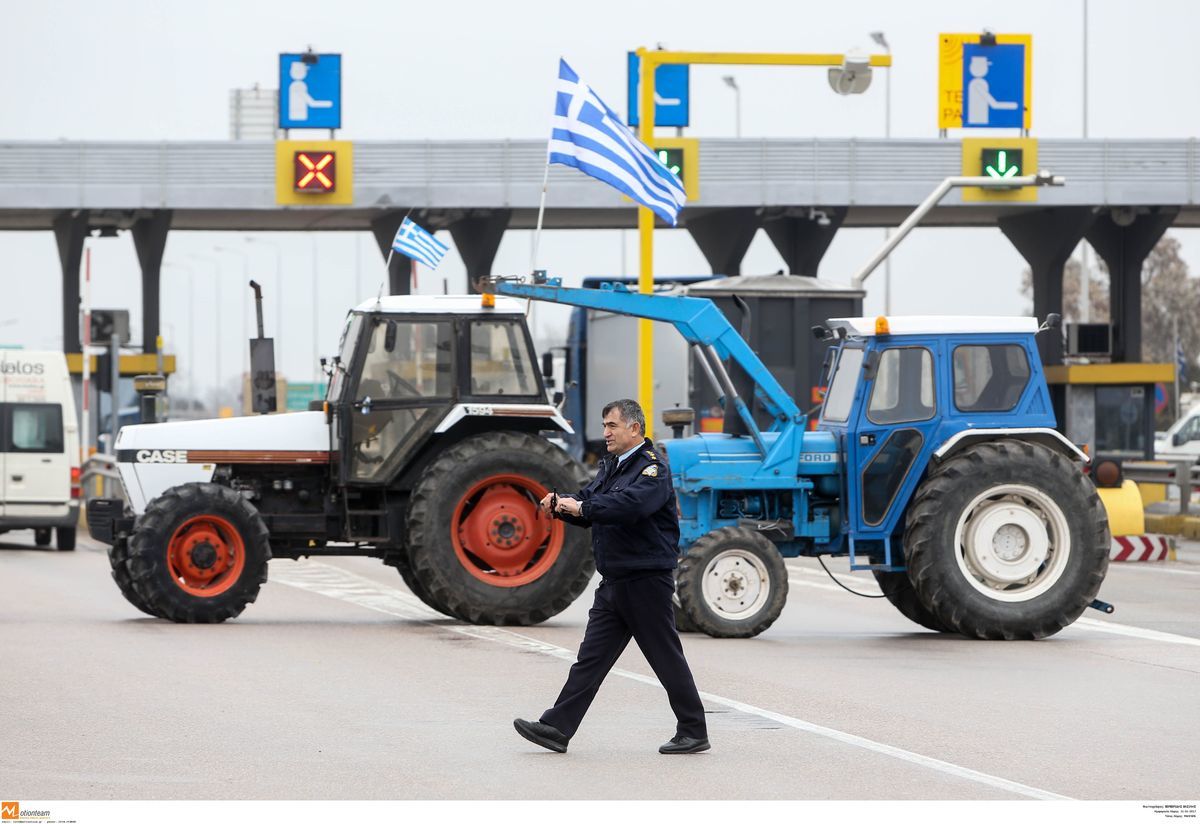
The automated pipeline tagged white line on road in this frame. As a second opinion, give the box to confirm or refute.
[787,563,1200,647]
[273,562,1070,801]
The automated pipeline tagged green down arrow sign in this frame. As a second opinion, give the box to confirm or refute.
[982,148,1023,179]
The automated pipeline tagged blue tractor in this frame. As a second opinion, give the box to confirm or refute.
[494,277,1110,640]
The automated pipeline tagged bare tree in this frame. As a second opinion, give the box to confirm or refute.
[1019,235,1198,370]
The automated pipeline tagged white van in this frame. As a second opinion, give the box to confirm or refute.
[0,351,81,550]
[1154,404,1200,463]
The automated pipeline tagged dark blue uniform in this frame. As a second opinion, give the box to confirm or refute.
[540,438,707,741]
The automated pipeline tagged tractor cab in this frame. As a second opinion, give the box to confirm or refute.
[817,316,1064,568]
[328,295,550,486]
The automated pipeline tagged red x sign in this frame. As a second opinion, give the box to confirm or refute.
[293,151,337,192]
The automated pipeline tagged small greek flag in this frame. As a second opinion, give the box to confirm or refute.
[391,217,449,270]
[550,59,686,225]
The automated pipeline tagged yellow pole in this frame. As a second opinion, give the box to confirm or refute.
[637,48,657,438]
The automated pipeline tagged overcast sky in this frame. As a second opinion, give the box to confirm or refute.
[3,0,1200,401]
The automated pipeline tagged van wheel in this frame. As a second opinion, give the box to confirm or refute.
[127,483,271,623]
[34,528,52,547]
[57,527,76,551]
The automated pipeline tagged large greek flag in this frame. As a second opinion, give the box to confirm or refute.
[391,217,449,270]
[549,59,686,225]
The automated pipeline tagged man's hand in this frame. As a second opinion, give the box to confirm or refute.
[539,492,555,515]
[555,496,583,518]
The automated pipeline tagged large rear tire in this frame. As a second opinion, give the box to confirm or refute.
[385,548,463,620]
[905,440,1109,640]
[126,483,271,623]
[406,432,594,625]
[677,526,788,639]
[872,569,951,633]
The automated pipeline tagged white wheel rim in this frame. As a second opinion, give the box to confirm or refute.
[701,548,771,621]
[952,484,1071,603]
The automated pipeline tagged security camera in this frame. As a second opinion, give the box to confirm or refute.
[828,53,873,95]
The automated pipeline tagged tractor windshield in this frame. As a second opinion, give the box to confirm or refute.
[822,346,863,423]
[328,313,364,402]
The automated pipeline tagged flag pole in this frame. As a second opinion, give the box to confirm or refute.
[530,157,551,275]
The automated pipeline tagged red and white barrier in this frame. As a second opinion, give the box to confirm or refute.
[1110,534,1172,562]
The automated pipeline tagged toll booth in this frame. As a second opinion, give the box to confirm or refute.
[1045,363,1174,461]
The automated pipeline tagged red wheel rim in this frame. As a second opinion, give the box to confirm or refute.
[451,473,564,588]
[166,515,246,597]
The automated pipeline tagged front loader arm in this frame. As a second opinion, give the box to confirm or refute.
[492,278,804,470]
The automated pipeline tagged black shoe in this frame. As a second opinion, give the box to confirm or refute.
[514,718,569,753]
[659,735,711,754]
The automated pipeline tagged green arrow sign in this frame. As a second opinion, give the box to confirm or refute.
[982,147,1023,179]
[656,147,684,179]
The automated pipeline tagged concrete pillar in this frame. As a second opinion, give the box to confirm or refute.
[370,211,421,296]
[999,207,1096,365]
[762,207,847,277]
[686,208,761,276]
[131,211,172,354]
[53,210,89,353]
[448,209,512,294]
[1086,206,1179,363]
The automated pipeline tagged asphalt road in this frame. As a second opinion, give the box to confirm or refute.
[1,530,1197,801]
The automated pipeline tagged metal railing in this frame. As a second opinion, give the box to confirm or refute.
[1121,460,1198,515]
[80,453,125,503]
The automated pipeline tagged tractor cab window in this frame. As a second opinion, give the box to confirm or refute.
[953,345,1030,412]
[329,313,363,402]
[469,320,539,397]
[357,319,453,401]
[867,347,935,425]
[822,347,864,423]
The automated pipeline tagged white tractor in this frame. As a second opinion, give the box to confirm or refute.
[87,295,594,624]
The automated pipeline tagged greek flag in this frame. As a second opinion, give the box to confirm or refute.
[391,217,449,270]
[550,59,686,225]
[1178,341,1188,384]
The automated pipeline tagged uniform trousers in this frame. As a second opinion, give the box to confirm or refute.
[540,571,707,739]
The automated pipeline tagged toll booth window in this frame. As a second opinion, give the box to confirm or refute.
[867,348,935,425]
[953,345,1030,412]
[329,313,364,402]
[822,348,864,423]
[5,404,64,453]
[356,319,453,400]
[470,320,538,396]
[1095,385,1147,456]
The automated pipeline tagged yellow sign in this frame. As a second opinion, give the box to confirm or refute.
[651,137,699,201]
[67,353,177,375]
[938,33,1032,130]
[961,137,1038,202]
[275,140,353,205]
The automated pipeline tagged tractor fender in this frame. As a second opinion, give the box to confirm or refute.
[434,403,574,435]
[933,428,1090,465]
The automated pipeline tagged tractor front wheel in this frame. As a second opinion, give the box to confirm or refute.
[126,483,271,623]
[676,526,788,639]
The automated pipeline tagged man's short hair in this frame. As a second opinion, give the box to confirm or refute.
[602,398,645,434]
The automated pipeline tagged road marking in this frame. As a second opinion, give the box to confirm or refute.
[788,563,1200,646]
[273,561,1070,801]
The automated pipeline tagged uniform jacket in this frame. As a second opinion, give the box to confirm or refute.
[559,437,680,578]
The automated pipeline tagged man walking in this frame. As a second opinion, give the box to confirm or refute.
[514,399,709,755]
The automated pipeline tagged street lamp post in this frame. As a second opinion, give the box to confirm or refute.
[722,75,741,138]
[214,245,252,378]
[188,254,222,411]
[870,31,893,313]
[163,261,196,402]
